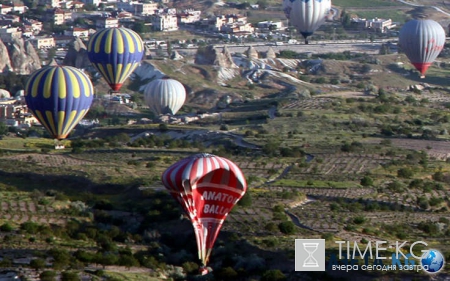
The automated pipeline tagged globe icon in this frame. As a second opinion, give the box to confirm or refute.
[421,249,445,274]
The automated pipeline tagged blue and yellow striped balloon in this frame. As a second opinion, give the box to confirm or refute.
[25,66,94,140]
[87,27,144,92]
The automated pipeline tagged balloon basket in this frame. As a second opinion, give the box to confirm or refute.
[54,139,65,150]
[420,75,425,79]
[199,267,208,275]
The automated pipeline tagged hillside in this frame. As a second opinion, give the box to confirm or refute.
[2,1,450,280]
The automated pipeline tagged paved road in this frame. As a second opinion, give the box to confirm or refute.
[176,40,387,56]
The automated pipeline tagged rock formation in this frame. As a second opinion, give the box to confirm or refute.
[170,50,183,60]
[63,37,91,69]
[265,47,276,59]
[144,45,152,59]
[195,45,237,68]
[7,38,41,75]
[246,46,258,59]
[221,46,237,68]
[0,41,12,73]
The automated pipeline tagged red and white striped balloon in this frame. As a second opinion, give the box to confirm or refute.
[162,153,247,268]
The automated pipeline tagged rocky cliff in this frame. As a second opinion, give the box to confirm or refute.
[195,45,237,68]
[0,40,12,73]
[7,38,41,74]
[63,38,91,69]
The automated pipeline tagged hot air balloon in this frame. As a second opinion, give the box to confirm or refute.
[399,19,445,78]
[282,0,293,20]
[162,153,247,273]
[25,65,94,140]
[87,27,144,92]
[287,0,331,44]
[143,77,186,115]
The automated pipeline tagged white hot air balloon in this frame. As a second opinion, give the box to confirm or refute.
[144,77,186,115]
[399,19,445,78]
[287,0,331,44]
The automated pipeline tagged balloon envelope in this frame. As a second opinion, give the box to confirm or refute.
[143,78,186,115]
[399,19,445,77]
[25,66,94,140]
[87,27,144,91]
[287,0,331,42]
[162,153,247,266]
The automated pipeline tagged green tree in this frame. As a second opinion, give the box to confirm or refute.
[278,221,296,234]
[30,258,46,271]
[0,122,7,136]
[360,176,373,186]
[119,255,140,269]
[214,267,238,280]
[48,248,71,270]
[397,168,414,179]
[132,21,149,35]
[0,223,13,232]
[341,9,351,27]
[261,269,286,281]
[21,221,40,234]
[182,261,199,274]
[167,41,172,56]
[61,271,80,281]
[237,192,252,207]
[40,271,56,281]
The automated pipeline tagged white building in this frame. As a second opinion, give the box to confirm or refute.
[96,17,119,28]
[28,36,56,49]
[351,17,395,33]
[135,2,158,15]
[12,3,27,13]
[177,10,201,24]
[0,4,12,15]
[64,27,89,37]
[82,0,101,7]
[257,20,283,30]
[152,14,178,31]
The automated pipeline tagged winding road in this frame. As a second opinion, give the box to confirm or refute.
[396,0,450,16]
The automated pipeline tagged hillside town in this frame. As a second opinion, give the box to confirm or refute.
[0,0,404,131]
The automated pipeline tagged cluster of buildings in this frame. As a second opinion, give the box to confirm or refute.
[0,95,38,128]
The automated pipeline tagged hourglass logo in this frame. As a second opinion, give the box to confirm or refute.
[295,239,325,271]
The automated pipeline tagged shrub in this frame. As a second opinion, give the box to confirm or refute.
[214,267,238,280]
[278,221,296,234]
[61,271,80,281]
[261,269,286,281]
[273,205,285,213]
[0,223,13,232]
[265,222,279,233]
[182,261,199,274]
[237,192,252,207]
[360,176,373,186]
[40,271,57,281]
[397,168,414,179]
[353,216,366,224]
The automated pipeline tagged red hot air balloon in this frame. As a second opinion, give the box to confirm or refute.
[162,153,247,273]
